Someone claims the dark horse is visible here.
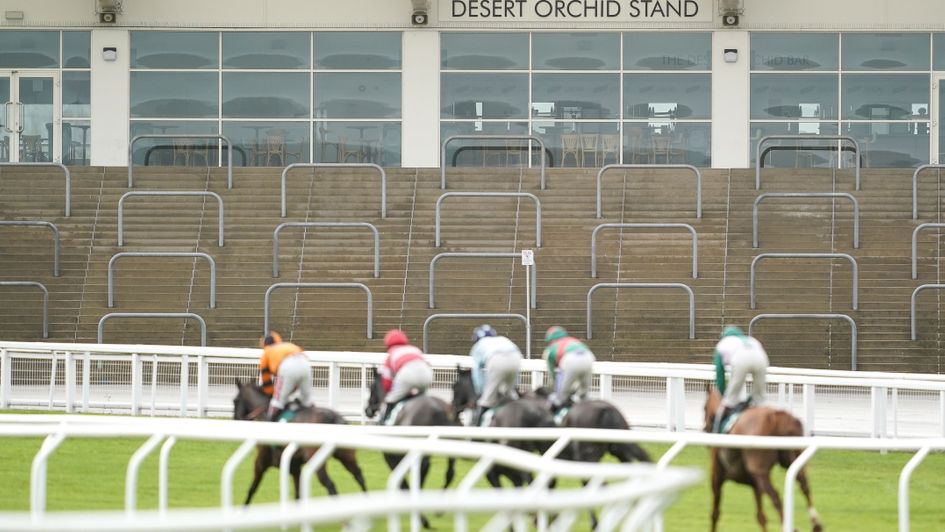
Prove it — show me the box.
[232,379,368,505]
[450,367,557,487]
[365,368,457,529]
[559,399,651,464]
[704,387,823,532]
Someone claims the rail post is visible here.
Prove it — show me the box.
[264,282,373,339]
[753,193,859,249]
[435,192,542,248]
[756,135,860,190]
[587,283,695,340]
[129,134,233,189]
[596,164,701,219]
[441,135,547,189]
[280,163,386,218]
[591,223,697,278]
[750,253,858,310]
[750,314,857,371]
[0,162,71,216]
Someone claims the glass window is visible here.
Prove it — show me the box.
[129,121,220,165]
[441,33,528,70]
[532,33,619,70]
[62,31,90,68]
[624,122,710,166]
[441,73,528,119]
[532,121,619,168]
[63,120,90,166]
[842,33,930,71]
[314,32,401,69]
[131,72,218,118]
[623,33,711,70]
[624,73,711,119]
[131,32,218,69]
[936,33,945,70]
[750,74,838,119]
[223,32,309,69]
[532,74,619,120]
[440,121,530,166]
[751,33,838,71]
[314,73,401,119]
[315,121,400,166]
[223,73,308,119]
[841,74,929,120]
[0,31,59,68]
[62,71,90,118]
[223,121,310,166]
[843,122,929,168]
[748,122,840,166]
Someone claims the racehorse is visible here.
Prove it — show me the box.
[365,367,457,528]
[232,379,368,504]
[451,367,557,487]
[704,387,823,532]
[559,399,651,463]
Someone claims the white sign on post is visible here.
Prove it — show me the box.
[522,249,534,358]
[521,249,534,266]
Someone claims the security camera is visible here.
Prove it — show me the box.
[411,10,428,25]
[99,11,117,23]
[722,13,739,26]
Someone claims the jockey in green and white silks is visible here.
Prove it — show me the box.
[713,325,769,431]
[544,326,595,409]
[469,324,522,425]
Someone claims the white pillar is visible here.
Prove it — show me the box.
[711,31,750,169]
[401,30,440,168]
[90,29,130,166]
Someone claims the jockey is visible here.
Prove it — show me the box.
[543,326,595,409]
[379,329,433,423]
[258,330,315,421]
[713,325,770,432]
[469,324,523,425]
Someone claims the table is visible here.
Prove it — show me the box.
[71,124,90,165]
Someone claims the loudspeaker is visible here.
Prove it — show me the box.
[99,11,117,23]
[722,13,739,26]
[411,10,428,25]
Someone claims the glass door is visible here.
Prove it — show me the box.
[0,70,60,163]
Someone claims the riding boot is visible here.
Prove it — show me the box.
[379,402,393,424]
[473,405,489,427]
[712,405,733,433]
[267,407,283,422]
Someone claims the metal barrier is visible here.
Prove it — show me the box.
[441,135,548,189]
[128,134,233,189]
[912,164,945,219]
[586,282,694,340]
[0,221,60,276]
[755,135,861,190]
[753,192,860,249]
[423,312,529,354]
[435,192,542,248]
[280,163,386,218]
[591,223,697,278]
[451,144,555,169]
[596,164,702,219]
[911,223,945,279]
[429,252,536,309]
[0,162,70,216]
[749,313,857,370]
[264,282,373,338]
[272,222,379,278]
[117,191,225,247]
[107,252,217,308]
[750,253,858,310]
[0,282,48,338]
[910,284,945,340]
[97,312,207,346]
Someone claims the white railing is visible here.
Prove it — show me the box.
[0,415,700,532]
[3,341,945,438]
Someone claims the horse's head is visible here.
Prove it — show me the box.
[364,367,384,418]
[451,366,476,415]
[703,384,722,432]
[233,378,270,421]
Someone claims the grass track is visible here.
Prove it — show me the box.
[2,418,945,530]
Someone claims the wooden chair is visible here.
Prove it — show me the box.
[625,128,648,164]
[338,136,364,163]
[599,134,620,166]
[651,134,673,164]
[560,133,581,167]
[21,135,45,162]
[171,138,193,166]
[580,134,600,167]
[285,139,304,164]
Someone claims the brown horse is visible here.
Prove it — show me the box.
[704,388,823,532]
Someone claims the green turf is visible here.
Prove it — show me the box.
[2,413,944,531]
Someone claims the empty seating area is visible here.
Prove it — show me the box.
[2,160,945,373]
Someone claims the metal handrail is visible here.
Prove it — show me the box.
[586,283,694,340]
[280,163,386,218]
[750,253,859,310]
[911,223,945,279]
[910,284,945,340]
[97,312,207,346]
[441,135,548,190]
[749,313,857,370]
[429,252,536,309]
[423,312,528,354]
[107,252,217,309]
[117,191,225,247]
[435,192,542,248]
[272,222,379,278]
[0,163,70,216]
[0,281,48,338]
[128,135,233,189]
[264,282,373,338]
[596,164,701,219]
[753,193,860,249]
[0,221,60,276]
[755,135,861,190]
[912,165,945,219]
[591,223,697,279]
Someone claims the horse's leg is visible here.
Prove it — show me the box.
[292,461,302,500]
[243,449,269,506]
[749,478,768,532]
[443,457,456,489]
[796,468,823,532]
[334,448,368,492]
[610,442,651,463]
[710,453,724,532]
[753,473,785,531]
[315,463,339,496]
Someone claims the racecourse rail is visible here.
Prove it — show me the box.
[3,341,945,439]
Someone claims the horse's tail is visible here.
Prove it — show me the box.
[598,405,651,463]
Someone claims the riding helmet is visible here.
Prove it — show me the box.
[472,324,497,342]
[260,330,282,347]
[545,326,568,343]
[720,325,744,339]
[384,328,409,348]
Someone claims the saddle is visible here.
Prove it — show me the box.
[382,389,424,425]
[717,401,751,434]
